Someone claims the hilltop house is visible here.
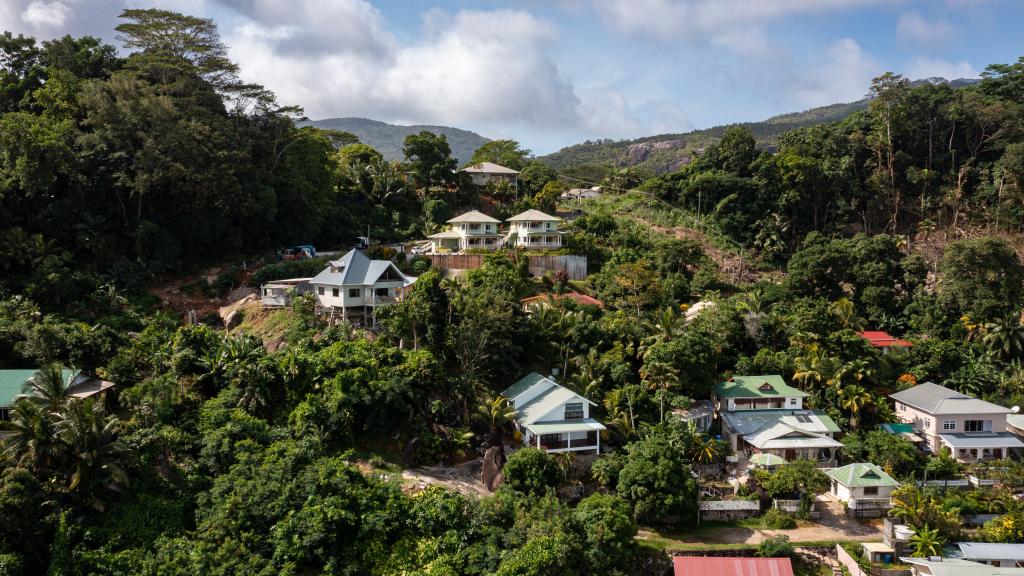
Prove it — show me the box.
[672,400,715,433]
[505,209,562,249]
[427,210,503,253]
[309,249,414,324]
[0,369,115,420]
[461,162,519,188]
[890,382,1023,462]
[503,372,605,453]
[715,375,842,464]
[826,462,900,518]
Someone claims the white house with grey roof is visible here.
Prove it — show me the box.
[309,249,414,324]
[427,210,504,253]
[461,162,519,187]
[890,382,1023,462]
[505,209,562,249]
[502,372,605,454]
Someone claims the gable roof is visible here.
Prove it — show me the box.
[673,556,793,576]
[826,463,900,488]
[506,209,560,222]
[890,382,1010,415]
[461,162,519,175]
[721,409,840,437]
[956,542,1024,561]
[861,331,913,348]
[714,375,808,399]
[502,372,553,400]
[517,385,595,425]
[310,250,409,287]
[447,210,501,224]
[0,368,107,408]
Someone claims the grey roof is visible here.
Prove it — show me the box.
[673,400,715,421]
[940,432,1024,449]
[956,542,1024,561]
[721,409,839,437]
[447,210,501,224]
[745,423,843,450]
[506,209,560,222]
[310,250,408,287]
[1007,414,1024,430]
[902,556,1024,576]
[461,162,519,175]
[890,382,1011,415]
[518,386,591,426]
[502,372,552,400]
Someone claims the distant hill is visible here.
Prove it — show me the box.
[540,77,979,174]
[301,117,490,164]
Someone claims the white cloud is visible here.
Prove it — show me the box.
[21,0,71,29]
[905,56,978,80]
[896,12,955,45]
[789,38,882,108]
[590,0,882,46]
[227,4,582,134]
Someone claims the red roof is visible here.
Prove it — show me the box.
[861,331,913,348]
[521,291,604,308]
[673,557,794,576]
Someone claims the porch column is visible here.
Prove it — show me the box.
[536,434,541,449]
[566,433,572,452]
[596,432,600,454]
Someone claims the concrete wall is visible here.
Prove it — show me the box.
[895,401,1007,452]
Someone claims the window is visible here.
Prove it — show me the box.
[332,288,339,297]
[943,420,956,431]
[564,402,584,420]
[530,222,542,229]
[375,288,389,297]
[923,418,931,429]
[863,486,879,496]
[349,288,361,298]
[469,223,481,230]
[318,287,325,295]
[965,420,988,432]
[898,403,906,411]
[788,398,798,406]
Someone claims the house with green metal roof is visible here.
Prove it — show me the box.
[0,368,116,420]
[714,375,807,412]
[501,372,605,453]
[826,462,900,518]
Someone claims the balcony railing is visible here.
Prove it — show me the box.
[538,431,598,451]
[849,497,893,510]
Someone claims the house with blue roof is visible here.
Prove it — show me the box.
[502,372,605,454]
[309,249,415,324]
[0,368,115,420]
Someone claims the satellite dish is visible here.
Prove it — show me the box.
[1013,406,1020,413]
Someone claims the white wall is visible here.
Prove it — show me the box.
[535,397,590,422]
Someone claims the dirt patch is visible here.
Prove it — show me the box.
[400,459,489,497]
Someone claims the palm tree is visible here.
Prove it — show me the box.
[793,344,827,389]
[475,394,517,445]
[689,431,723,464]
[2,399,60,472]
[19,363,72,411]
[640,357,679,423]
[55,399,134,510]
[839,384,874,429]
[910,524,944,557]
[570,350,604,399]
[830,297,864,330]
[603,386,638,442]
[983,315,1024,364]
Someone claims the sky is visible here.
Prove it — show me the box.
[1,0,1022,154]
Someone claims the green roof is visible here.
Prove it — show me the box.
[0,368,76,408]
[714,375,808,399]
[502,372,552,400]
[826,463,900,488]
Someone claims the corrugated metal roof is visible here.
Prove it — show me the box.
[1,368,81,408]
[891,382,1010,415]
[714,375,808,399]
[956,542,1024,561]
[747,423,843,450]
[507,209,560,222]
[861,331,913,347]
[447,210,501,223]
[722,409,839,437]
[673,556,794,576]
[460,162,519,174]
[502,372,552,401]
[309,250,409,287]
[940,433,1024,449]
[826,463,899,488]
[526,419,605,434]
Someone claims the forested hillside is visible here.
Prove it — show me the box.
[6,5,1024,576]
[303,117,490,164]
[540,78,978,175]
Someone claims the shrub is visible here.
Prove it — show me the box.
[762,508,796,529]
[757,535,793,558]
[503,448,564,495]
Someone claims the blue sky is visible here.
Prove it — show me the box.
[1,0,1022,153]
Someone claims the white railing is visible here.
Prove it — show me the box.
[849,497,892,510]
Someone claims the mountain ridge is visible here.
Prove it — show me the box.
[300,117,490,164]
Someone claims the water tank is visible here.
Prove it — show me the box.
[894,525,915,541]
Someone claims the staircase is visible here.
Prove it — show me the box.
[795,547,842,576]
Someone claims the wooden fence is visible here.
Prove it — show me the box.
[428,254,588,280]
